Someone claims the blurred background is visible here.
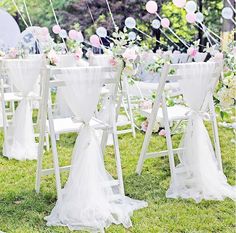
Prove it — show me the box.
[0,0,235,50]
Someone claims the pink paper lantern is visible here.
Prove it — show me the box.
[161,18,170,28]
[186,12,196,23]
[52,25,61,34]
[173,0,186,8]
[69,30,78,40]
[90,35,101,47]
[146,1,158,14]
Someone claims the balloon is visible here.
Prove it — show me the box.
[59,29,67,39]
[90,35,101,47]
[173,0,186,8]
[69,30,77,40]
[186,12,196,23]
[128,31,136,40]
[161,18,170,28]
[52,25,61,34]
[125,17,136,29]
[152,19,161,29]
[146,1,158,14]
[96,27,107,38]
[222,7,233,20]
[76,31,84,43]
[185,1,197,13]
[195,12,204,23]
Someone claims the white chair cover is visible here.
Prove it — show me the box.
[4,58,42,160]
[54,54,77,118]
[45,67,147,232]
[167,62,236,202]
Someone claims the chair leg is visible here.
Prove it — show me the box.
[161,96,176,182]
[111,108,125,195]
[209,97,223,171]
[50,131,63,201]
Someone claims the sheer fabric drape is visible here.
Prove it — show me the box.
[54,54,89,118]
[3,58,42,160]
[167,62,236,202]
[46,67,147,232]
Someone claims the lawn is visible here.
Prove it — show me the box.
[0,123,235,233]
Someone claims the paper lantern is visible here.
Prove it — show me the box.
[96,27,107,38]
[52,25,61,34]
[152,19,161,29]
[173,0,186,8]
[76,31,84,43]
[222,7,233,20]
[186,12,196,23]
[128,31,136,40]
[195,12,204,23]
[125,17,136,29]
[161,18,170,28]
[69,30,78,40]
[146,1,158,14]
[59,29,67,39]
[185,1,197,13]
[90,35,101,47]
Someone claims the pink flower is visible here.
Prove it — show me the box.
[47,49,58,65]
[109,58,117,66]
[159,129,166,137]
[122,48,137,61]
[214,52,223,60]
[187,47,198,57]
[141,120,149,132]
[75,48,83,60]
[8,48,18,59]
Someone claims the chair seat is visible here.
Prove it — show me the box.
[140,105,191,126]
[47,117,111,134]
[4,92,23,102]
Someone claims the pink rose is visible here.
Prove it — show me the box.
[47,49,58,65]
[214,52,223,60]
[122,48,137,61]
[159,129,166,137]
[8,48,18,59]
[187,47,198,57]
[109,58,117,66]
[75,48,83,60]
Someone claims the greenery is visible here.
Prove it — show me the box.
[0,0,228,49]
[0,122,235,232]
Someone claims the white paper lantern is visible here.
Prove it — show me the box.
[125,17,136,29]
[195,12,204,23]
[185,1,197,13]
[222,7,233,20]
[96,27,107,38]
[59,29,67,39]
[128,31,136,40]
[152,19,161,29]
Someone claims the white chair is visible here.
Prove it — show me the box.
[35,63,125,200]
[0,58,43,160]
[136,62,223,183]
[44,65,147,232]
[89,54,136,138]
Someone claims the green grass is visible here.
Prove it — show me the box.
[0,124,235,233]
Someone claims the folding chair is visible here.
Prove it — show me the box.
[35,63,125,200]
[136,62,223,178]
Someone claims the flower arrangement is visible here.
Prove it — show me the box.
[105,28,141,79]
[214,41,235,118]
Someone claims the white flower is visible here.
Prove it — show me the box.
[218,87,235,110]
